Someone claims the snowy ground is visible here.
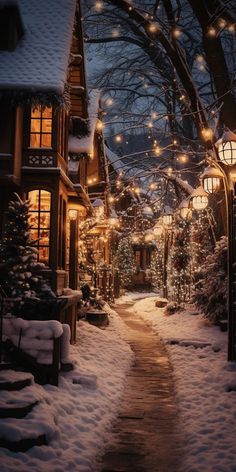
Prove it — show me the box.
[130,295,236,472]
[1,303,134,472]
[1,293,236,472]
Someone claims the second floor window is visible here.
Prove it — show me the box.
[30,106,52,148]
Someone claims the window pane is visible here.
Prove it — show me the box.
[31,107,41,118]
[30,229,39,240]
[30,133,40,148]
[38,246,49,263]
[28,213,38,227]
[42,119,52,133]
[40,190,51,210]
[39,213,50,228]
[39,230,50,245]
[41,133,52,148]
[30,119,41,133]
[28,190,39,209]
[42,107,52,119]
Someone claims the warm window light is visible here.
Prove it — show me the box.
[201,166,223,193]
[191,186,208,211]
[215,130,236,166]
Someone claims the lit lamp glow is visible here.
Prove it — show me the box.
[215,130,236,166]
[163,206,173,225]
[69,209,77,220]
[201,166,223,193]
[179,199,192,219]
[191,186,208,211]
[92,198,105,219]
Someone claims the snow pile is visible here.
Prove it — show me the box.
[131,295,236,472]
[68,89,100,156]
[2,317,71,365]
[0,307,133,472]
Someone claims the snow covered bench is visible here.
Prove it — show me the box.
[2,317,73,386]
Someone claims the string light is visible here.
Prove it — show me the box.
[201,127,213,142]
[154,146,162,156]
[94,1,103,11]
[148,22,159,34]
[115,135,122,143]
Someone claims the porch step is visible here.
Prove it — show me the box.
[0,370,59,452]
[0,370,33,391]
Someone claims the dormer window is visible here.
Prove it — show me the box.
[30,106,52,148]
[0,4,24,51]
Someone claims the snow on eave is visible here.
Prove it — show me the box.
[68,89,101,156]
[0,0,76,95]
[105,145,124,172]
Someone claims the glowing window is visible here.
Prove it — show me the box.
[28,189,51,264]
[30,106,52,148]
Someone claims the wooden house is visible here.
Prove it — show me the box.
[0,0,110,336]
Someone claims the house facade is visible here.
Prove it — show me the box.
[0,0,111,334]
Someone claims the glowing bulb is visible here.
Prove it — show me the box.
[115,135,122,143]
[148,22,159,33]
[172,27,182,38]
[106,98,113,106]
[94,0,103,11]
[96,120,103,131]
[112,29,120,37]
[147,122,153,128]
[201,128,213,142]
[154,146,162,156]
[178,153,188,163]
[207,26,216,37]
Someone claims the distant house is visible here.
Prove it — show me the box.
[0,0,110,336]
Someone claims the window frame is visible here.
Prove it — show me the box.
[29,106,53,149]
[28,189,51,265]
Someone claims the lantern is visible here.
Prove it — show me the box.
[92,198,105,219]
[201,166,223,194]
[191,186,208,211]
[216,130,236,166]
[162,206,173,225]
[179,199,192,219]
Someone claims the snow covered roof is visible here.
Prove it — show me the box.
[0,0,76,95]
[105,145,124,172]
[68,89,100,156]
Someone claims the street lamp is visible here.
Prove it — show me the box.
[214,130,236,361]
[191,186,209,211]
[162,207,173,298]
[179,198,192,220]
[201,166,224,194]
[92,198,105,219]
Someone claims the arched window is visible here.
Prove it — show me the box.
[28,190,51,264]
[30,106,52,148]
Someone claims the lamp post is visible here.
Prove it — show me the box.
[109,210,119,301]
[201,130,236,361]
[162,207,173,299]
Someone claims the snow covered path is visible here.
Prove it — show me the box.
[98,302,183,472]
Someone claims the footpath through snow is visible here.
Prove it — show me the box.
[1,293,236,472]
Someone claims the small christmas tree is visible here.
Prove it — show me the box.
[168,219,191,303]
[0,193,55,308]
[191,236,227,323]
[151,241,163,291]
[115,235,135,288]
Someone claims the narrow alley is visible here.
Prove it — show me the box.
[99,303,184,472]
